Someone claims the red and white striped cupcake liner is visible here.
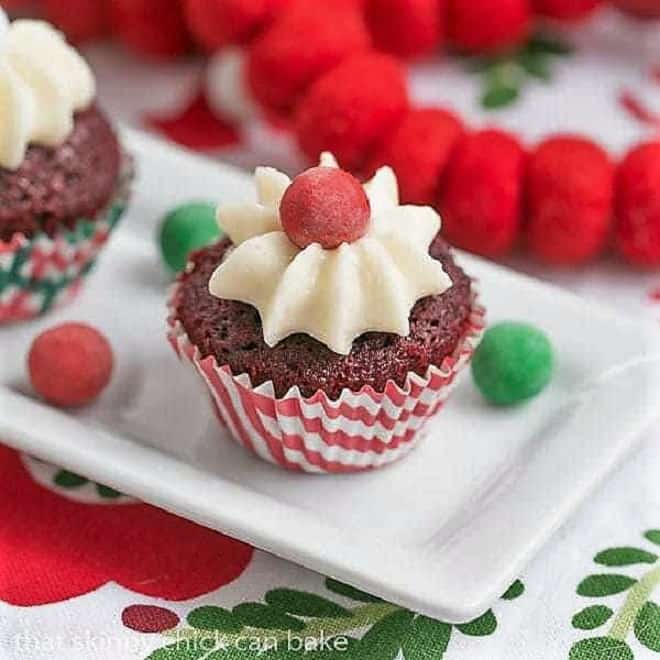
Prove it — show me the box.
[167,286,485,474]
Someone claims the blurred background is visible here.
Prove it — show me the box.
[3,0,657,165]
[4,0,660,306]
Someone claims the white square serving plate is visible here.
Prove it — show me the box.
[1,129,660,623]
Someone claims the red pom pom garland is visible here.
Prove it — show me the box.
[295,53,409,171]
[367,108,464,205]
[447,0,532,54]
[532,0,603,21]
[609,0,660,19]
[527,136,614,265]
[615,141,660,267]
[208,0,660,269]
[42,0,110,43]
[110,0,191,59]
[35,0,653,269]
[184,0,291,51]
[247,0,371,115]
[365,0,445,58]
[440,129,526,257]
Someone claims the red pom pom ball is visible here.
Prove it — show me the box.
[440,129,526,257]
[111,0,191,59]
[448,0,532,53]
[367,107,464,205]
[615,141,660,267]
[248,0,371,115]
[532,0,603,21]
[527,136,614,265]
[295,53,409,171]
[281,166,370,249]
[42,0,110,43]
[610,0,660,19]
[365,0,445,58]
[184,0,290,51]
[28,323,114,408]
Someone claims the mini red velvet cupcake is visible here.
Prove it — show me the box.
[0,14,131,323]
[168,154,483,473]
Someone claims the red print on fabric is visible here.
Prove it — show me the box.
[145,90,241,151]
[0,445,253,606]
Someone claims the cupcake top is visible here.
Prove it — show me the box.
[0,9,95,170]
[209,154,452,355]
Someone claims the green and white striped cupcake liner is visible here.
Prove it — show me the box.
[0,156,133,323]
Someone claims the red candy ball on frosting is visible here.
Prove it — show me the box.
[28,323,114,408]
[280,167,370,249]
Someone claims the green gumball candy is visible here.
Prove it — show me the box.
[471,321,554,406]
[159,202,222,273]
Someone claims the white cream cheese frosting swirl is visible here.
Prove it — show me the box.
[0,11,95,170]
[209,154,452,355]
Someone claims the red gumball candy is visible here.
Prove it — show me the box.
[28,323,114,408]
[532,0,603,20]
[610,0,660,18]
[248,0,370,115]
[42,0,110,43]
[184,0,290,51]
[110,0,191,59]
[280,167,371,249]
[367,107,464,205]
[447,0,531,53]
[615,141,660,267]
[527,136,614,265]
[365,0,445,58]
[440,129,526,257]
[295,53,409,171]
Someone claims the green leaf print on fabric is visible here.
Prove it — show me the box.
[356,609,415,660]
[502,580,525,601]
[53,469,124,500]
[232,603,305,632]
[147,643,210,660]
[456,610,498,637]
[401,616,452,660]
[324,578,383,603]
[570,530,660,658]
[187,606,243,633]
[635,601,660,652]
[646,531,660,546]
[141,578,525,660]
[595,548,658,567]
[96,484,122,499]
[572,606,614,631]
[577,575,637,597]
[570,637,634,660]
[54,470,88,488]
[264,589,351,618]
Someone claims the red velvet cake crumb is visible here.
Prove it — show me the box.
[0,106,121,243]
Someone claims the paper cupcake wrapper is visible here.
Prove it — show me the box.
[0,154,134,323]
[167,284,485,474]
